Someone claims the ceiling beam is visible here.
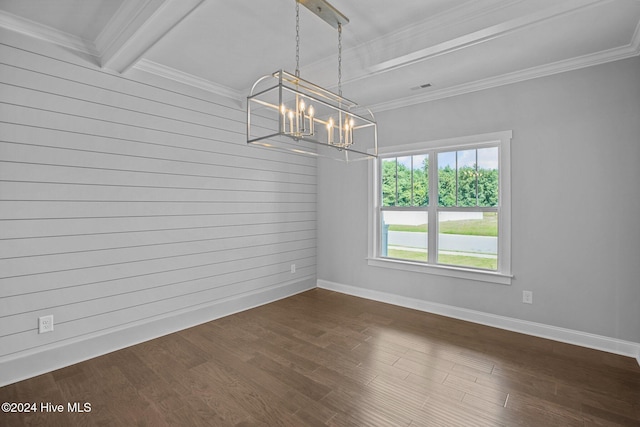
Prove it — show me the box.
[99,0,204,74]
[367,0,607,76]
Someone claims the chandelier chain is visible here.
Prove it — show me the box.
[338,23,342,96]
[295,1,300,77]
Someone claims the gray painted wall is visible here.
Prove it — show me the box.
[0,28,316,383]
[318,56,640,344]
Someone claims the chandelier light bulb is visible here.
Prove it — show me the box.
[288,110,294,133]
[327,117,334,144]
[280,104,286,132]
[308,105,315,134]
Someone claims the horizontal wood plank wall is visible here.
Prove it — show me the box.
[0,31,316,372]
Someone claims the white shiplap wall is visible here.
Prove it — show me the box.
[0,30,316,385]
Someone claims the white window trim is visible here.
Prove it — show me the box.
[367,130,512,285]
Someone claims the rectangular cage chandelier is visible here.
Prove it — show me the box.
[246,0,378,162]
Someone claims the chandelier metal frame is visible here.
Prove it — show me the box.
[246,0,378,162]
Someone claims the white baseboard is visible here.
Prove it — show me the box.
[317,279,640,364]
[0,276,316,387]
[4,276,636,387]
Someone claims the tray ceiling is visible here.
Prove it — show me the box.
[1,0,638,111]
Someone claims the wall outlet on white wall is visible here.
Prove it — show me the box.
[522,291,533,304]
[290,264,296,274]
[38,315,54,333]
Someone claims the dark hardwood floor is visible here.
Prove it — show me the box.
[1,289,639,426]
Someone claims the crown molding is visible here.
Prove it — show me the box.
[369,42,640,113]
[134,59,244,104]
[632,18,640,54]
[0,10,98,56]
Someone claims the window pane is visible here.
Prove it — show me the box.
[412,154,428,206]
[437,211,498,270]
[381,158,396,206]
[381,211,428,262]
[397,156,412,207]
[477,147,499,207]
[457,149,476,207]
[438,151,456,207]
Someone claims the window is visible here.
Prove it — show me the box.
[369,131,512,284]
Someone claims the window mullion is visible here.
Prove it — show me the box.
[395,158,398,206]
[455,151,459,207]
[410,156,414,206]
[428,150,437,264]
[475,149,479,207]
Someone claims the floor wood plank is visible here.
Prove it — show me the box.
[1,289,639,426]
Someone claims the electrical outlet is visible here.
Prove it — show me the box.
[522,291,533,304]
[290,264,296,274]
[38,315,54,333]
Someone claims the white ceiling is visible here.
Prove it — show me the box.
[1,0,639,111]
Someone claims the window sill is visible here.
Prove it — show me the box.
[367,257,512,285]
